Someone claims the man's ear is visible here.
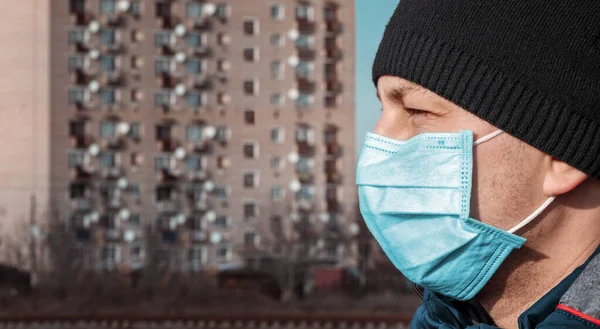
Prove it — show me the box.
[543,158,588,196]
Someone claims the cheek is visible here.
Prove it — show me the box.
[470,142,545,230]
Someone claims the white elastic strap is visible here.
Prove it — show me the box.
[507,196,556,234]
[474,130,504,145]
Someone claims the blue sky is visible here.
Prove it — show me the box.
[355,0,398,155]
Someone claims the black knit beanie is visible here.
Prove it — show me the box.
[373,1,600,179]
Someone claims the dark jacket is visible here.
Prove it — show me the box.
[410,246,600,329]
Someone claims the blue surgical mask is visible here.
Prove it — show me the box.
[356,130,555,301]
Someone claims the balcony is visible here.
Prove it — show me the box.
[325,143,343,157]
[71,70,94,86]
[326,20,343,34]
[297,143,315,157]
[326,47,343,61]
[326,80,343,94]
[71,11,94,26]
[297,78,316,93]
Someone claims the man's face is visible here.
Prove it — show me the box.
[375,76,549,232]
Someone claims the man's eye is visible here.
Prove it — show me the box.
[406,108,431,116]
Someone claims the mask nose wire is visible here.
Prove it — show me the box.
[474,130,504,145]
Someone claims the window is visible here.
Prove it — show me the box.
[100,120,116,137]
[325,62,337,80]
[325,95,339,108]
[296,3,314,21]
[271,216,283,234]
[68,27,87,45]
[187,124,203,141]
[69,182,87,199]
[271,128,284,144]
[68,150,86,168]
[297,185,315,202]
[154,31,173,47]
[189,246,207,269]
[186,2,203,18]
[244,232,259,248]
[243,141,258,159]
[129,214,141,226]
[100,29,116,46]
[131,245,143,259]
[100,88,116,105]
[271,156,283,171]
[324,128,338,144]
[243,18,259,36]
[271,60,283,80]
[154,90,173,107]
[100,0,116,14]
[155,184,175,201]
[214,186,230,201]
[216,243,231,261]
[154,56,173,74]
[155,124,171,140]
[187,92,206,109]
[296,34,313,49]
[131,56,144,69]
[271,4,284,21]
[69,120,85,137]
[100,55,116,72]
[243,78,259,95]
[100,152,116,168]
[296,93,314,108]
[156,1,171,17]
[271,186,283,201]
[326,185,340,201]
[244,110,255,125]
[128,183,141,199]
[296,125,313,143]
[243,171,258,188]
[130,152,143,166]
[296,61,314,79]
[186,155,205,171]
[215,216,229,229]
[243,47,259,62]
[271,93,283,106]
[243,201,258,220]
[129,122,141,139]
[216,3,230,20]
[186,59,204,74]
[68,87,86,104]
[270,33,283,47]
[215,126,231,143]
[154,153,172,171]
[104,244,121,265]
[70,0,85,14]
[324,5,338,21]
[187,32,205,48]
[130,0,141,15]
[68,55,86,72]
[296,156,313,173]
[217,156,229,169]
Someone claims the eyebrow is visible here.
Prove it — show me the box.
[376,83,428,102]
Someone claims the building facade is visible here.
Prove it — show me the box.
[1,0,356,273]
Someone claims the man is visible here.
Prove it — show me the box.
[356,1,600,328]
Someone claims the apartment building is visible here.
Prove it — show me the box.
[0,0,356,273]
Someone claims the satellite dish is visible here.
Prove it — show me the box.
[287,152,299,164]
[287,88,299,100]
[349,223,360,236]
[210,231,222,244]
[30,225,41,238]
[88,143,100,156]
[316,239,325,249]
[88,49,100,60]
[117,122,130,135]
[88,80,100,93]
[116,0,130,12]
[89,211,100,222]
[203,180,215,192]
[176,213,186,224]
[319,213,330,223]
[175,83,187,96]
[203,126,217,139]
[119,208,131,220]
[290,212,299,222]
[117,177,129,189]
[174,24,187,37]
[172,147,185,160]
[205,211,217,223]
[168,218,177,230]
[287,55,299,67]
[289,180,301,192]
[88,20,100,33]
[175,52,186,63]
[123,230,136,242]
[287,29,299,41]
[83,217,91,228]
[204,3,217,15]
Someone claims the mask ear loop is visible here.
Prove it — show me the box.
[508,196,556,234]
[474,130,504,145]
